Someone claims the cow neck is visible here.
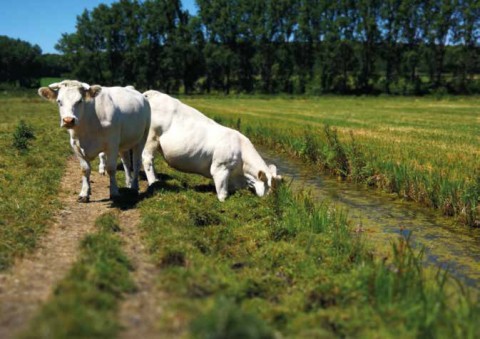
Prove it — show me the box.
[69,100,103,141]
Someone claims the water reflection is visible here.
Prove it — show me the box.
[260,147,480,287]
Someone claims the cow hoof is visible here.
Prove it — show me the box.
[78,196,90,203]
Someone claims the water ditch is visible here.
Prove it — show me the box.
[259,147,480,287]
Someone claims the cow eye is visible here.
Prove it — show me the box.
[57,100,62,107]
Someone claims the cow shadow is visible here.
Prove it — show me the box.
[107,171,222,211]
[192,183,216,193]
[110,173,182,211]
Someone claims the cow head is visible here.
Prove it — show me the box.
[256,164,283,197]
[38,80,102,129]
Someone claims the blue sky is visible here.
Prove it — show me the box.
[0,0,198,54]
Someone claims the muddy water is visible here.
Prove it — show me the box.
[260,147,480,287]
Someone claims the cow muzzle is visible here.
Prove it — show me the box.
[62,117,76,128]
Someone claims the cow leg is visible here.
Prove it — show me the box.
[120,150,134,189]
[105,149,120,199]
[211,165,230,202]
[98,152,106,175]
[142,136,158,185]
[78,157,91,203]
[130,143,144,192]
[70,141,91,202]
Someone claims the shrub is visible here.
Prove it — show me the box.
[12,120,35,151]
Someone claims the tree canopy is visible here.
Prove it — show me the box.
[5,0,480,94]
[0,36,42,87]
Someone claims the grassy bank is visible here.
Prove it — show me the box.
[0,93,69,270]
[183,96,480,226]
[138,160,479,338]
[22,213,135,338]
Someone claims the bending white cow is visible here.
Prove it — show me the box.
[38,80,151,202]
[141,90,281,201]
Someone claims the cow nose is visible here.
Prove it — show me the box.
[63,117,75,125]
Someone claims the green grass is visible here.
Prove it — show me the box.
[183,96,480,226]
[2,93,479,337]
[138,159,480,338]
[21,212,135,338]
[0,92,70,270]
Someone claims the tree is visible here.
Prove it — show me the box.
[423,0,459,88]
[379,0,403,93]
[355,0,381,93]
[0,36,42,87]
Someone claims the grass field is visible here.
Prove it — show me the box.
[183,96,480,226]
[1,93,479,337]
[0,92,70,270]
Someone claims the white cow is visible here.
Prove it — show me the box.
[38,80,151,202]
[141,90,281,201]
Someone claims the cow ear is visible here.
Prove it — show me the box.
[258,170,267,182]
[85,85,102,100]
[38,87,58,101]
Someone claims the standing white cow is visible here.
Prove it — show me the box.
[38,80,151,202]
[141,90,281,201]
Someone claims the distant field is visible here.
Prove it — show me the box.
[39,78,63,87]
[183,96,480,224]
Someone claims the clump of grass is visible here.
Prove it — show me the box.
[12,119,35,151]
[95,212,122,232]
[323,124,349,178]
[21,213,135,339]
[302,128,322,163]
[189,206,222,227]
[191,297,274,339]
[359,236,480,338]
[161,249,187,268]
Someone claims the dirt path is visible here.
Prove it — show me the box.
[116,207,165,339]
[0,157,163,338]
[0,157,111,338]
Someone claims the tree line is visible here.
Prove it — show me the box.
[2,0,480,94]
[0,36,70,88]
